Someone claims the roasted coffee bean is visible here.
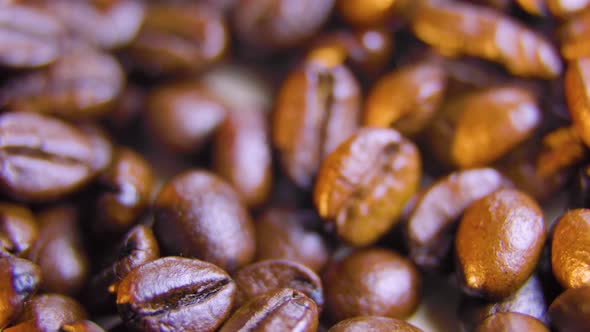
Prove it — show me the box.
[273,55,361,189]
[0,256,41,329]
[406,168,508,270]
[474,312,549,332]
[0,47,124,119]
[27,205,88,295]
[455,189,546,300]
[233,0,335,51]
[234,259,323,309]
[78,122,114,176]
[0,4,64,68]
[314,128,421,246]
[116,257,236,332]
[95,147,154,234]
[560,9,590,60]
[0,112,102,201]
[146,82,227,154]
[566,58,590,149]
[324,248,421,321]
[60,320,105,332]
[551,209,590,289]
[5,294,87,332]
[427,87,541,168]
[536,126,586,179]
[412,1,562,78]
[214,108,272,208]
[153,170,255,272]
[364,60,447,137]
[255,208,329,272]
[126,2,227,74]
[328,316,424,332]
[0,203,37,257]
[219,288,319,332]
[549,286,590,332]
[459,275,548,332]
[335,0,400,28]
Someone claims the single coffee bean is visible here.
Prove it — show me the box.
[153,170,255,272]
[146,82,227,154]
[273,54,361,189]
[406,168,508,270]
[328,316,424,332]
[551,209,590,289]
[0,203,37,257]
[219,288,319,332]
[5,294,87,332]
[549,286,590,332]
[255,208,329,272]
[474,312,549,332]
[565,58,590,149]
[324,248,421,321]
[116,257,236,332]
[314,128,421,246]
[234,259,323,309]
[455,189,546,300]
[214,108,272,208]
[364,60,446,137]
[60,320,105,332]
[0,4,64,68]
[335,0,400,28]
[27,205,89,296]
[0,256,41,329]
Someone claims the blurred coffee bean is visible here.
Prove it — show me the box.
[219,288,319,332]
[560,9,590,60]
[60,320,105,332]
[328,316,424,332]
[536,126,586,179]
[551,209,590,289]
[153,170,255,272]
[0,203,37,257]
[549,286,590,332]
[566,58,590,149]
[336,0,402,28]
[314,128,421,246]
[117,257,236,332]
[5,294,87,332]
[0,256,41,329]
[474,312,549,332]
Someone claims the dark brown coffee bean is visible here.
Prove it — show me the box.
[273,55,361,189]
[0,256,41,329]
[116,257,236,332]
[214,108,272,207]
[78,122,114,176]
[153,170,255,272]
[474,312,549,332]
[126,2,227,74]
[5,294,87,332]
[0,4,64,68]
[406,168,507,270]
[95,147,154,234]
[255,208,329,272]
[219,288,319,332]
[0,112,102,201]
[146,82,227,154]
[455,189,546,300]
[27,205,88,296]
[60,320,105,332]
[551,209,590,289]
[234,259,323,309]
[314,128,421,246]
[233,0,335,51]
[549,286,590,332]
[0,203,37,257]
[324,248,421,321]
[328,316,424,332]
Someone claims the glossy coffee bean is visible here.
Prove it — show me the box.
[219,288,319,332]
[0,256,41,329]
[255,208,329,272]
[116,257,236,332]
[328,316,424,332]
[147,82,227,154]
[551,209,590,289]
[0,4,64,68]
[154,170,255,272]
[214,108,272,208]
[407,168,507,270]
[5,294,87,332]
[273,55,361,189]
[60,320,105,332]
[566,58,590,149]
[324,248,421,321]
[474,312,549,332]
[27,205,88,296]
[234,259,323,309]
[455,189,546,300]
[0,203,37,257]
[549,286,590,332]
[314,128,421,246]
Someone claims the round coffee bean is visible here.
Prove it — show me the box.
[549,286,590,332]
[328,316,424,332]
[551,209,590,289]
[0,256,41,329]
[0,203,37,257]
[5,294,87,332]
[474,312,549,332]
